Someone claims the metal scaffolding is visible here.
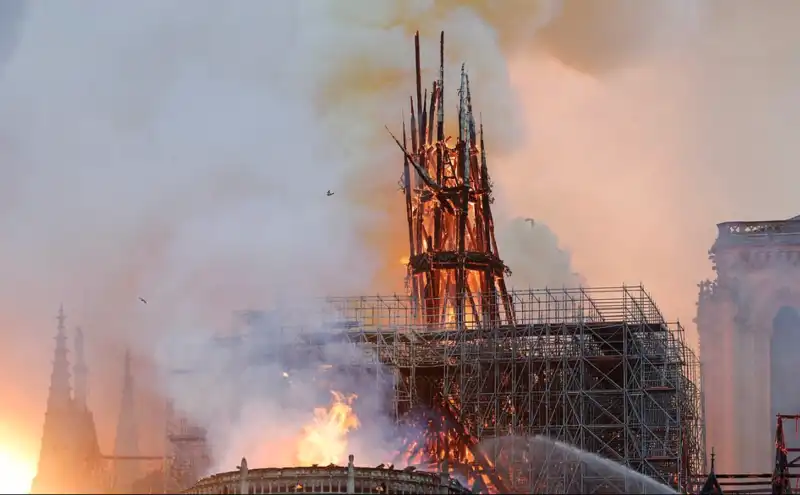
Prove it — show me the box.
[164,397,211,491]
[315,285,703,492]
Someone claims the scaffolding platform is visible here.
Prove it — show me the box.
[239,285,703,493]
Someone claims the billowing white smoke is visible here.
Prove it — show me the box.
[498,218,584,289]
[0,0,740,471]
[0,0,385,458]
[159,309,402,472]
[0,0,579,460]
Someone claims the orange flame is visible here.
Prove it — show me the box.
[296,391,360,466]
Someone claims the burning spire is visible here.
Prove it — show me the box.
[389,31,513,328]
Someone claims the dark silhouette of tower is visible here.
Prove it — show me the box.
[31,306,73,493]
[391,31,513,328]
[31,307,103,494]
[112,349,141,493]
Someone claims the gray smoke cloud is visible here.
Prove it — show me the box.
[536,0,700,74]
[498,218,584,289]
[0,0,386,462]
[0,1,25,74]
[159,309,402,473]
[0,0,564,464]
[499,0,800,353]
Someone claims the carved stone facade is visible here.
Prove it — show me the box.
[697,218,800,474]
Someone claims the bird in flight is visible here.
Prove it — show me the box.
[326,190,334,196]
[138,297,147,304]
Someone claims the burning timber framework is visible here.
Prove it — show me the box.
[264,285,703,493]
[388,31,513,330]
[166,31,703,494]
[369,31,700,492]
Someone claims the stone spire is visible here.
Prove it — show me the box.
[73,327,88,410]
[46,305,72,411]
[112,349,141,493]
[699,447,723,494]
[31,305,76,494]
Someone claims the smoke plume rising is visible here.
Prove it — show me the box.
[0,0,798,482]
[499,218,584,289]
[159,309,401,472]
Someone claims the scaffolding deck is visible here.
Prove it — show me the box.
[234,285,703,493]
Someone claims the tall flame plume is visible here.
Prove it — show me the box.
[296,391,360,466]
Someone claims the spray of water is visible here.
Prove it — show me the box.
[478,435,677,494]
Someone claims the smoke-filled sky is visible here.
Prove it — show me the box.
[1,0,799,476]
